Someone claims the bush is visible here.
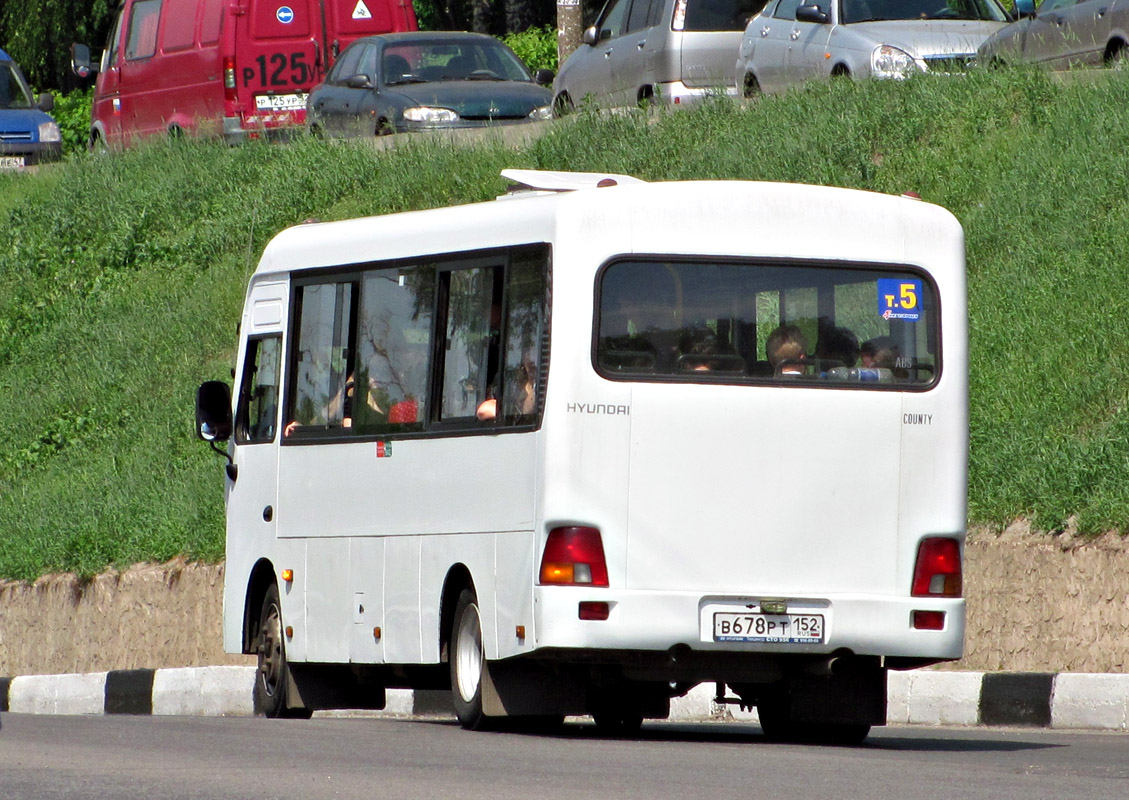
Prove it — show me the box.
[49,87,93,154]
[502,25,558,74]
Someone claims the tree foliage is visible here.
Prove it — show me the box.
[0,0,115,91]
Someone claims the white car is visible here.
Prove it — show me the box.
[735,0,1010,95]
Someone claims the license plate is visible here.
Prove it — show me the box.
[713,612,824,644]
[0,155,27,170]
[255,93,306,111]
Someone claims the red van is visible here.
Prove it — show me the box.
[72,0,417,149]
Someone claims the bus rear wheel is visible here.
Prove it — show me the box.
[450,588,489,730]
[253,583,311,719]
[757,692,870,745]
[589,690,645,736]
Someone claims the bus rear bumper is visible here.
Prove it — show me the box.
[532,588,965,669]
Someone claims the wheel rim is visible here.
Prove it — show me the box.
[454,602,483,703]
[258,601,283,699]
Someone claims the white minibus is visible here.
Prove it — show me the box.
[196,169,968,743]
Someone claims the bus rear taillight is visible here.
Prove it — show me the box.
[539,527,609,586]
[911,537,962,597]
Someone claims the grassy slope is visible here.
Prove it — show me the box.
[0,67,1126,581]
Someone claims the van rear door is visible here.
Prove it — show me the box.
[320,0,418,60]
[235,0,416,129]
[235,1,324,126]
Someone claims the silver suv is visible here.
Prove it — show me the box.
[554,0,766,112]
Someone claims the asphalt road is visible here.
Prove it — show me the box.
[2,713,1127,800]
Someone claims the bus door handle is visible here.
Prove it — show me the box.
[263,505,274,522]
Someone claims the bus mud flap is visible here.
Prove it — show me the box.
[482,660,587,718]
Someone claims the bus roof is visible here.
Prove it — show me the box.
[253,171,963,281]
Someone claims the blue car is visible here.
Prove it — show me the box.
[1,48,62,169]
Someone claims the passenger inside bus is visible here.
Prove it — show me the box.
[766,324,808,376]
[476,358,536,420]
[860,336,898,369]
[677,328,745,373]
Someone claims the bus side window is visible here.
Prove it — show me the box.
[286,281,357,436]
[353,265,433,434]
[438,265,503,422]
[500,251,546,424]
[235,335,282,444]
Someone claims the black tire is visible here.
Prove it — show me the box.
[253,583,311,719]
[758,691,869,745]
[552,93,574,117]
[742,72,761,99]
[590,695,644,736]
[450,588,489,730]
[1106,42,1126,69]
[88,130,108,154]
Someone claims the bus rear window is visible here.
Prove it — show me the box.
[595,259,938,387]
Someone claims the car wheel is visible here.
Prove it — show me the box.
[742,72,762,99]
[1105,40,1127,69]
[450,588,489,730]
[253,583,312,719]
[88,130,108,154]
[552,93,574,117]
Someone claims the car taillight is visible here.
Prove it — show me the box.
[223,56,237,102]
[672,0,688,30]
[539,526,608,586]
[911,537,962,597]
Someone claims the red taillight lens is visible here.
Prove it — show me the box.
[912,537,962,597]
[539,526,609,586]
[578,601,610,620]
[223,56,237,102]
[913,610,946,630]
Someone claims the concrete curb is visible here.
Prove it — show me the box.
[2,669,1127,730]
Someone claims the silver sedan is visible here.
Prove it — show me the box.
[735,0,1010,95]
[977,0,1129,68]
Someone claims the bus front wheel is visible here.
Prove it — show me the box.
[450,588,488,730]
[253,583,311,718]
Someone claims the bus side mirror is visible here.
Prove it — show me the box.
[196,381,233,441]
[71,43,98,78]
[534,68,555,86]
[1013,0,1036,17]
[582,27,599,47]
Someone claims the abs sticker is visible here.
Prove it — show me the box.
[352,0,373,19]
[877,278,922,322]
[276,6,295,23]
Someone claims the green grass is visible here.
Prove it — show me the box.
[1,66,1127,580]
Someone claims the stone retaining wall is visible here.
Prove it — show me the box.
[1,527,1126,677]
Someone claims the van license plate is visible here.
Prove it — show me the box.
[256,93,306,111]
[713,612,824,644]
[0,155,26,170]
